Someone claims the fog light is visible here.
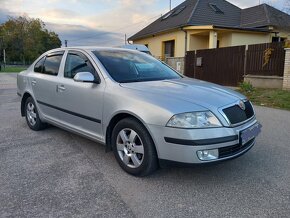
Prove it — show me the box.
[197,149,219,161]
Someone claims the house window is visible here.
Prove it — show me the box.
[172,6,186,16]
[272,37,279,42]
[164,40,175,58]
[162,11,174,20]
[272,37,286,42]
[209,3,224,14]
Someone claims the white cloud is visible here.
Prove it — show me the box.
[45,22,124,46]
[0,0,285,46]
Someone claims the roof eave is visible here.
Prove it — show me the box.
[183,25,214,30]
[128,25,188,41]
[213,25,271,33]
[128,24,271,41]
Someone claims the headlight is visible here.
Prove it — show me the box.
[166,111,222,129]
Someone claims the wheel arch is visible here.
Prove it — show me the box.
[105,112,159,157]
[21,92,33,117]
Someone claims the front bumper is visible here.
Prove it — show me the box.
[148,118,261,164]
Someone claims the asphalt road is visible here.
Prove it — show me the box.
[1,73,290,217]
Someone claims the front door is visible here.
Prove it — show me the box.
[55,50,104,140]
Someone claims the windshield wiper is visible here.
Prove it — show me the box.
[119,76,183,83]
[119,78,144,83]
[119,78,166,83]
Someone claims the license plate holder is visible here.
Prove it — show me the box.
[240,123,262,145]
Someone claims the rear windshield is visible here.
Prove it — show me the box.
[93,50,181,83]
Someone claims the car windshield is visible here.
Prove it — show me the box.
[93,50,182,83]
[142,51,152,55]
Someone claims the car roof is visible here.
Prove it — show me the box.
[119,44,150,51]
[47,46,140,53]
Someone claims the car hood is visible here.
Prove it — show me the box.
[120,78,245,109]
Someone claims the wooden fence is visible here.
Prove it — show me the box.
[184,42,286,86]
[246,42,285,77]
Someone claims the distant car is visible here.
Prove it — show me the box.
[119,44,152,55]
[17,47,261,176]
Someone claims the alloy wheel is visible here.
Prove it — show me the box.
[26,102,37,126]
[116,128,144,168]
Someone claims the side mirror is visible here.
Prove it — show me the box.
[73,72,100,83]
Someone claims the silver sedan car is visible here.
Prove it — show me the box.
[17,47,262,176]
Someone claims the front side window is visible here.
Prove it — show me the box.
[93,50,181,83]
[64,51,95,79]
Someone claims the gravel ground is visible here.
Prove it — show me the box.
[0,73,290,217]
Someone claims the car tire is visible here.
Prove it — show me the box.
[112,117,158,176]
[25,97,47,131]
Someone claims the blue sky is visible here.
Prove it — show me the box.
[0,0,287,46]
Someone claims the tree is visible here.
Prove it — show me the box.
[0,16,61,64]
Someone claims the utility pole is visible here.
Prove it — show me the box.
[0,37,2,71]
[3,48,5,68]
[0,36,5,70]
[170,0,172,10]
[0,32,9,69]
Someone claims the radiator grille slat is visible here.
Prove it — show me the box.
[218,139,255,158]
[223,101,254,125]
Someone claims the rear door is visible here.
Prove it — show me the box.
[54,50,105,140]
[30,51,64,120]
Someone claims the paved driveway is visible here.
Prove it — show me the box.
[1,73,290,217]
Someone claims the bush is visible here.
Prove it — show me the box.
[239,81,254,92]
[285,40,290,48]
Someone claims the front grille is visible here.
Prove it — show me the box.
[222,101,254,125]
[218,138,255,158]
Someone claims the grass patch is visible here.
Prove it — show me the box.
[238,87,290,111]
[0,66,27,73]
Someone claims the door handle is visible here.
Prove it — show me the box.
[31,80,36,86]
[57,85,66,92]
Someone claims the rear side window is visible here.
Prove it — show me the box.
[64,51,95,78]
[34,56,45,73]
[43,52,64,76]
